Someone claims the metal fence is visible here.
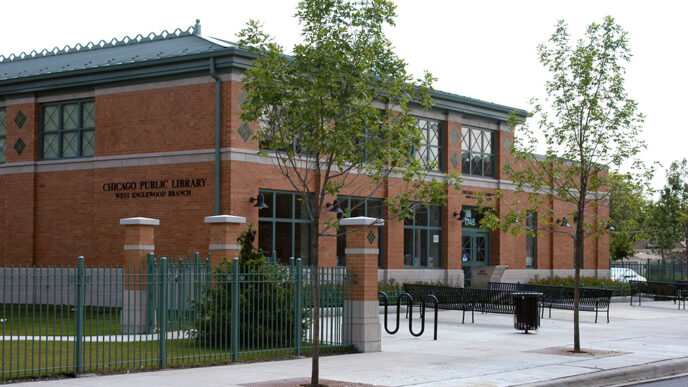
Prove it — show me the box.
[0,254,353,380]
[611,260,687,282]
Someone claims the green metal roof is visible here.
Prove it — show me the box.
[0,21,527,120]
[0,22,235,82]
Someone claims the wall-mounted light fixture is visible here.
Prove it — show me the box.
[557,217,571,227]
[249,192,269,209]
[326,199,343,214]
[453,210,466,222]
[606,222,614,231]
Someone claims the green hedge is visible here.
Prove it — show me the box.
[528,276,631,296]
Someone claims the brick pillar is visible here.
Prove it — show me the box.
[341,216,384,352]
[204,215,246,266]
[120,217,159,334]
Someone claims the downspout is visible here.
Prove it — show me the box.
[209,57,221,215]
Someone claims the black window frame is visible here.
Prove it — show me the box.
[403,203,443,269]
[40,99,95,160]
[461,125,496,178]
[258,189,313,265]
[526,211,537,269]
[0,108,6,164]
[335,196,384,268]
[413,117,443,172]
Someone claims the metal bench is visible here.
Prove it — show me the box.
[630,280,687,310]
[488,282,611,323]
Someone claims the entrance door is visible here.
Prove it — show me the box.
[462,229,490,287]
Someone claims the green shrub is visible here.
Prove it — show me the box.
[191,225,303,349]
[528,276,630,296]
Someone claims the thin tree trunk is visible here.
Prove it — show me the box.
[573,200,586,353]
[310,213,320,387]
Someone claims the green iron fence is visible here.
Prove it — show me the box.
[611,260,687,282]
[0,254,353,380]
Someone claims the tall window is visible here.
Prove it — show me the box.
[414,117,442,171]
[0,108,5,163]
[404,204,442,268]
[526,211,537,269]
[41,99,95,159]
[336,197,384,267]
[461,126,495,177]
[258,190,312,265]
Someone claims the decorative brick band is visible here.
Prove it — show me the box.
[345,248,379,255]
[209,244,241,250]
[124,245,155,251]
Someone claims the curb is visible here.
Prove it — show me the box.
[516,356,688,387]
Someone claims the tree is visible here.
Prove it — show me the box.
[649,159,688,266]
[237,1,458,384]
[608,171,650,261]
[480,17,645,353]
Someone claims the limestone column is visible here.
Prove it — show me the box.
[120,217,159,333]
[204,215,246,266]
[341,216,384,352]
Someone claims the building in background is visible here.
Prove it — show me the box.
[0,22,610,285]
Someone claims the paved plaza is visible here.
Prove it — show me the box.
[15,299,688,386]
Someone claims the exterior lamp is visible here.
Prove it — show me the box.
[326,200,344,214]
[557,217,571,227]
[606,223,615,231]
[249,192,269,209]
[453,210,466,222]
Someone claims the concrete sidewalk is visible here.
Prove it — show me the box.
[16,300,688,386]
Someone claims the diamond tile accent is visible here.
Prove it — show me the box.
[366,230,376,244]
[238,122,252,143]
[504,137,511,151]
[450,152,460,169]
[450,127,460,144]
[238,91,248,105]
[14,110,26,129]
[14,137,26,156]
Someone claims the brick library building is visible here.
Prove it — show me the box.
[0,22,610,286]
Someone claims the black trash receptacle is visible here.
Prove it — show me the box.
[513,291,541,333]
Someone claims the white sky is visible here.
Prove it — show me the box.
[2,0,686,190]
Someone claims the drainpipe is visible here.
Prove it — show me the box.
[209,57,221,215]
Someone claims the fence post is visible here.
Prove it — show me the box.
[230,258,239,361]
[205,215,246,267]
[74,256,85,374]
[146,253,156,333]
[340,217,384,352]
[295,258,303,356]
[158,257,168,368]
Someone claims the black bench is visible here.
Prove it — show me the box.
[488,282,611,323]
[630,280,687,310]
[403,284,518,324]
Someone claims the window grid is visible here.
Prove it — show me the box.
[415,117,442,172]
[404,204,443,268]
[0,109,6,163]
[461,126,496,177]
[40,99,95,160]
[258,190,312,265]
[526,211,537,269]
[336,196,384,267]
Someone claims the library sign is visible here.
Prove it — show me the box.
[102,178,207,199]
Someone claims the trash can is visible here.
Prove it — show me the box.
[513,291,541,333]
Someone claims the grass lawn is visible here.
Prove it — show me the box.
[1,339,354,380]
[0,304,121,336]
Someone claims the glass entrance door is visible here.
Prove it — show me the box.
[461,229,490,287]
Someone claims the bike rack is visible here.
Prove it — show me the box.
[379,291,438,340]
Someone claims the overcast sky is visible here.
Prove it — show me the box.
[2,0,686,190]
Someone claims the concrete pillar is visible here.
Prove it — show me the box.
[341,216,384,353]
[204,215,246,266]
[120,217,159,333]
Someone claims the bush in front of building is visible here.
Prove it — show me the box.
[528,276,630,296]
[191,225,304,349]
